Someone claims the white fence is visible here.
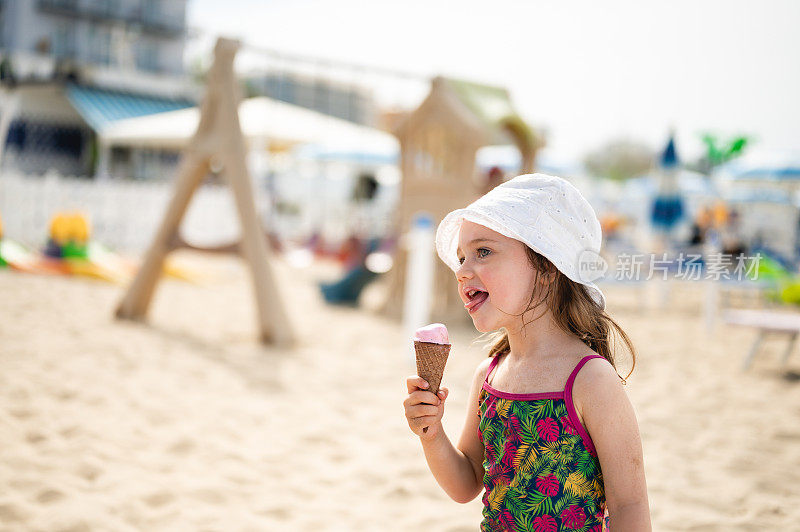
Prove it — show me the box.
[0,171,272,254]
[0,171,399,255]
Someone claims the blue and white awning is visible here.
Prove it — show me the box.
[65,84,194,132]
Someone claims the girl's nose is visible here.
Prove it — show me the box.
[456,263,472,281]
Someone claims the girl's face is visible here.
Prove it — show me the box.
[455,220,540,332]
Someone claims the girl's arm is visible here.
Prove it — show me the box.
[417,358,490,503]
[576,359,652,530]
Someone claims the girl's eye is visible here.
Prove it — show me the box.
[458,248,491,264]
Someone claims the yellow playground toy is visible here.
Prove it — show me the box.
[0,210,203,284]
[40,211,131,283]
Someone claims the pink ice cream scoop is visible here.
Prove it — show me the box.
[414,323,449,345]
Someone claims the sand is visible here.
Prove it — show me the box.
[1,252,799,531]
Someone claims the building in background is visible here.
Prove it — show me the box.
[244,71,377,127]
[0,0,197,177]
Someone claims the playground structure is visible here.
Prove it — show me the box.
[114,38,295,347]
[376,76,544,323]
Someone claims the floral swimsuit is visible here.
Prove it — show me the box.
[477,353,611,531]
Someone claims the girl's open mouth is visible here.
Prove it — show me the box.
[465,291,489,313]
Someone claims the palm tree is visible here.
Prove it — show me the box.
[694,133,749,175]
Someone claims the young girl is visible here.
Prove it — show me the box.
[403,173,650,531]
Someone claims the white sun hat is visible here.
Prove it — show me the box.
[435,172,606,310]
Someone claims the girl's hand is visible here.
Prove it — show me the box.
[404,376,449,442]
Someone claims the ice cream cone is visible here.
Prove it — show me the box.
[414,340,451,397]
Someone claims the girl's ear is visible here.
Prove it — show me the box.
[537,265,556,286]
[547,263,559,283]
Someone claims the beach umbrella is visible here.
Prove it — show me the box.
[650,133,686,235]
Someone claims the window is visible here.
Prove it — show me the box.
[136,41,159,72]
[87,25,112,66]
[53,22,76,59]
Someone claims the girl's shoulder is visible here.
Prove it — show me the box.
[573,353,617,387]
[470,355,497,391]
[571,354,624,416]
[475,355,497,379]
[481,351,506,367]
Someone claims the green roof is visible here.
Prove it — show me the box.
[443,77,536,147]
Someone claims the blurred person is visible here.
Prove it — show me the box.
[305,228,327,259]
[711,201,729,229]
[719,208,746,258]
[336,233,367,270]
[481,166,506,195]
[600,211,623,243]
[688,205,712,246]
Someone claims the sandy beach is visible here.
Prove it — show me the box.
[2,252,799,531]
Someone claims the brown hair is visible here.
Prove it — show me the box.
[480,246,635,384]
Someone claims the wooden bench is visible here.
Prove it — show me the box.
[722,309,800,369]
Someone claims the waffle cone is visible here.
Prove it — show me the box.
[414,340,451,396]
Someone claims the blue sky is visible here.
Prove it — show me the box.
[185,0,800,162]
